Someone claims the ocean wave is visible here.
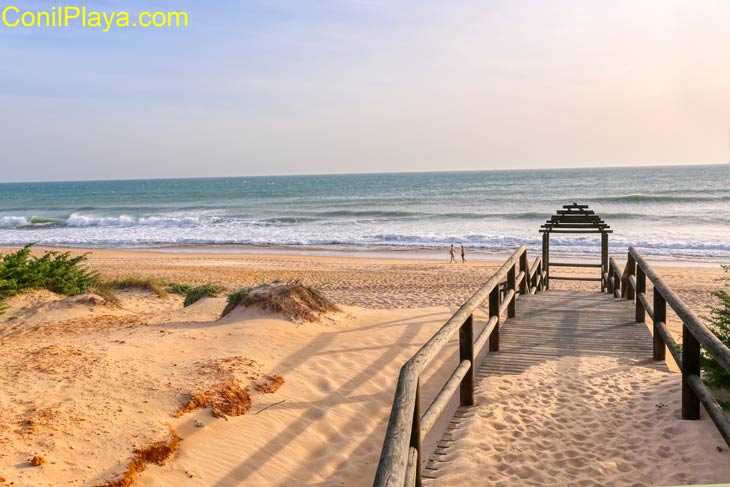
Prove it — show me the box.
[315,210,421,218]
[0,216,30,227]
[65,213,211,227]
[29,216,66,225]
[592,194,730,203]
[260,216,323,224]
[1,224,729,259]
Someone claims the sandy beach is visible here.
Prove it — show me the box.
[7,0,730,484]
[0,247,728,486]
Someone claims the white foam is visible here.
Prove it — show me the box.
[0,216,30,227]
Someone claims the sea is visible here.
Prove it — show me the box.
[1,164,728,262]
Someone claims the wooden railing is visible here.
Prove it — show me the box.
[374,245,544,487]
[607,246,730,447]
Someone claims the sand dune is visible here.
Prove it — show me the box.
[0,248,728,486]
[0,287,461,486]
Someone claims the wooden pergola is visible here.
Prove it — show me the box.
[540,202,612,290]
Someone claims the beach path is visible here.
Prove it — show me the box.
[424,290,730,487]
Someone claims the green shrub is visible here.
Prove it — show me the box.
[702,265,730,389]
[104,276,168,298]
[222,288,251,317]
[167,282,191,295]
[183,284,225,307]
[0,244,99,300]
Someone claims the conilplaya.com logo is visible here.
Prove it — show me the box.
[1,5,189,32]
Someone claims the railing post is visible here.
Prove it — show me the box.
[613,265,621,298]
[507,264,516,318]
[601,232,609,292]
[606,264,614,295]
[635,266,646,323]
[682,325,701,420]
[542,232,550,290]
[489,287,500,351]
[459,315,475,407]
[410,379,422,486]
[653,291,666,361]
[625,253,635,300]
[519,251,529,295]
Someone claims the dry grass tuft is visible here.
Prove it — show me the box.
[222,280,339,321]
[102,276,169,298]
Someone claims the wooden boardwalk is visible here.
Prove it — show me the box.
[423,290,663,481]
[374,242,730,487]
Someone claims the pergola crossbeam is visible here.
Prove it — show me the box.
[541,202,611,291]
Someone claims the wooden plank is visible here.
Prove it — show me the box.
[550,276,603,282]
[549,215,603,222]
[550,262,602,268]
[540,229,612,234]
[557,209,595,215]
[541,223,610,229]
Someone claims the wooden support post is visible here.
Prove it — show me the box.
[601,232,609,292]
[542,233,550,290]
[653,291,666,361]
[507,264,516,318]
[459,315,475,407]
[519,251,529,295]
[489,287,500,352]
[625,254,635,300]
[635,266,646,323]
[410,380,422,487]
[682,326,701,420]
[606,263,614,295]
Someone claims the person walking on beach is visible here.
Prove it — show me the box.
[461,245,466,263]
[449,244,457,263]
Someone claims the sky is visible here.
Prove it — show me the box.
[1,0,729,182]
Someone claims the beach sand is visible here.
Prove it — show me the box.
[0,248,727,486]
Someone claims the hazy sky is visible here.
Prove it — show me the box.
[1,0,729,182]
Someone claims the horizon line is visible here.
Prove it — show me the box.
[2,161,727,185]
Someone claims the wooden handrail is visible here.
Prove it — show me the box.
[610,247,730,448]
[627,248,730,372]
[374,245,537,487]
